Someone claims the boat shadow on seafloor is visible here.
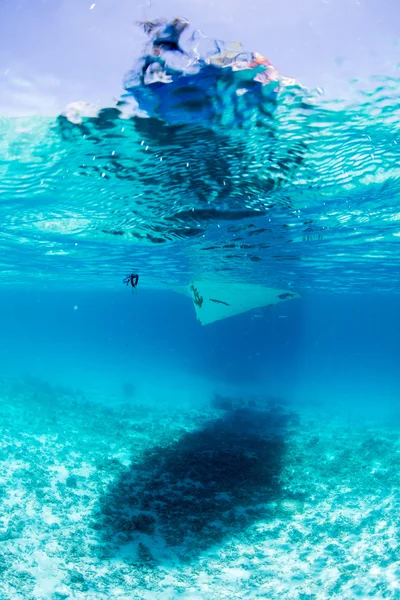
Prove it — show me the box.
[93,401,300,564]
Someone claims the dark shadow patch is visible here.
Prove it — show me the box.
[166,207,268,223]
[92,405,297,563]
[102,229,125,236]
[209,298,229,306]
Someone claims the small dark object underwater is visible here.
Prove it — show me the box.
[123,273,139,289]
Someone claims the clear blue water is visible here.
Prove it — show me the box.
[1,16,400,600]
[1,288,399,412]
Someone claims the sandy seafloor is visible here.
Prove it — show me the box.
[1,374,400,600]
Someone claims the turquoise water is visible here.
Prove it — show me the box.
[1,18,400,599]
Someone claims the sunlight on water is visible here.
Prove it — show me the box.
[0,18,399,291]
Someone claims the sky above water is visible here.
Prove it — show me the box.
[0,0,399,115]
